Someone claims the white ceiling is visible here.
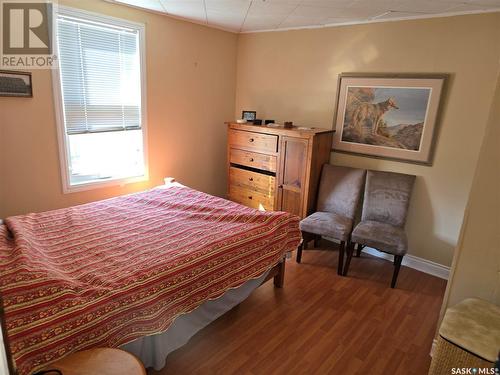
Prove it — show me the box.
[108,0,500,33]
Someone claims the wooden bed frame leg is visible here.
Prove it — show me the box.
[273,259,285,288]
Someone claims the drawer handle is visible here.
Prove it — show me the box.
[248,196,253,200]
[249,158,254,162]
[249,177,254,181]
[249,138,255,142]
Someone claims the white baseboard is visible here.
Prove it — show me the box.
[361,247,450,280]
[430,338,438,357]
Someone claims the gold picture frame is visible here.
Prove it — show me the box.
[332,73,448,165]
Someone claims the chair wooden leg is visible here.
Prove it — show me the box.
[337,241,345,275]
[391,255,403,288]
[302,231,313,250]
[296,242,303,263]
[313,235,321,248]
[343,241,355,276]
[356,243,364,257]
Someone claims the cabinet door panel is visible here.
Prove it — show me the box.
[277,137,309,217]
[280,189,302,217]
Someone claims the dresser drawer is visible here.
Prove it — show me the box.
[229,167,275,195]
[229,148,277,173]
[229,185,274,211]
[228,129,278,154]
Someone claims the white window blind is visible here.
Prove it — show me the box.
[54,9,147,192]
[57,15,142,135]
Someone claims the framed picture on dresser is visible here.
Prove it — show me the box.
[242,110,257,121]
[332,73,447,165]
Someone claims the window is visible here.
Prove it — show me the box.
[53,7,147,192]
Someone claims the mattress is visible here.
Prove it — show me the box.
[0,184,300,374]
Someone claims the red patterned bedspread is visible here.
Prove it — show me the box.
[0,185,300,374]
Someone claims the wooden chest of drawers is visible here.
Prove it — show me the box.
[226,122,334,218]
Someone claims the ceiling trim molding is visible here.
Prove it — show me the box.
[240,8,500,34]
[104,1,500,35]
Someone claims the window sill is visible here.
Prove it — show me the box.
[62,174,149,194]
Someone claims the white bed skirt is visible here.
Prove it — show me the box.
[121,271,268,370]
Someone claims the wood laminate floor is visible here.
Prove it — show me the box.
[150,240,447,375]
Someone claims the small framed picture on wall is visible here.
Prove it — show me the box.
[0,71,33,98]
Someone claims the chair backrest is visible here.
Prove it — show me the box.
[362,170,416,227]
[316,164,367,220]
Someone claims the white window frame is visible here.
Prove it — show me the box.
[52,6,149,194]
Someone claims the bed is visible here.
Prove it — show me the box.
[0,184,300,375]
[121,269,270,370]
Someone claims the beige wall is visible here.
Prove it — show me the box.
[440,70,500,319]
[1,7,499,269]
[235,13,500,266]
[0,0,237,218]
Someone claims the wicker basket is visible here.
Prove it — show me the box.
[429,335,493,375]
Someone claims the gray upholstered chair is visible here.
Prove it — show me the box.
[296,164,366,275]
[343,170,416,288]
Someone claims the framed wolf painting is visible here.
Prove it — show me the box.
[332,73,447,164]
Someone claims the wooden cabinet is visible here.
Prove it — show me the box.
[226,122,334,218]
[277,136,309,217]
